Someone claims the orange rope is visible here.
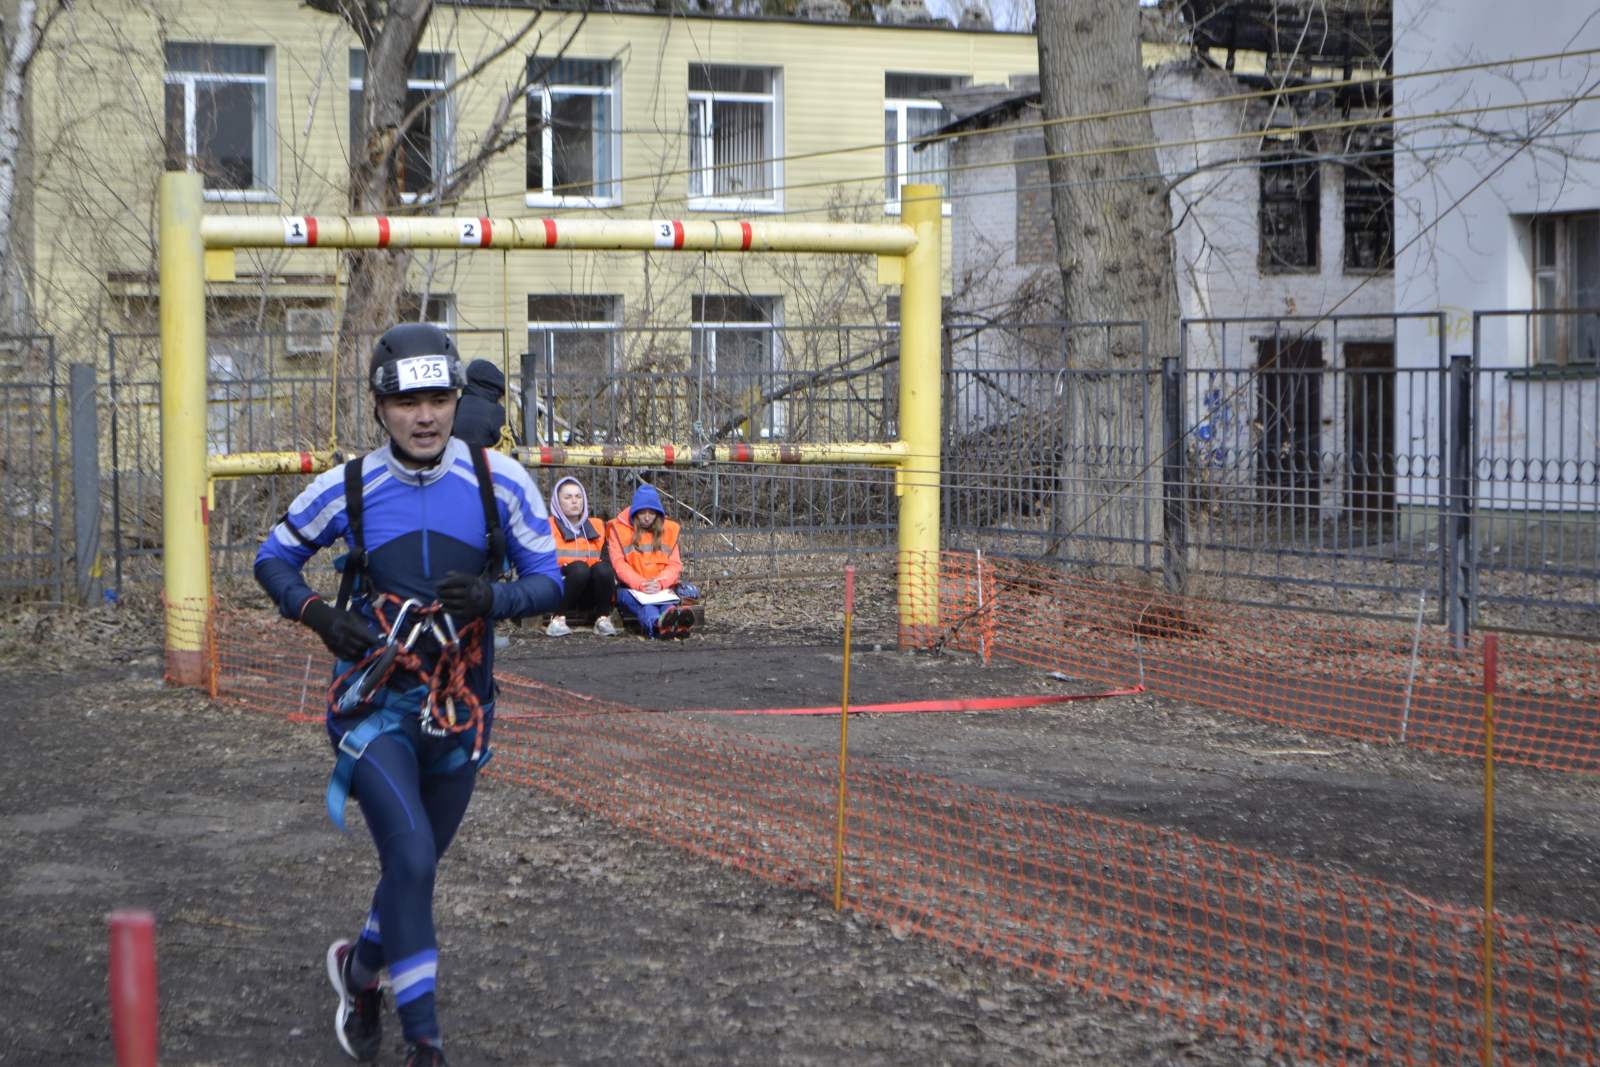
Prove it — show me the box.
[325,594,489,758]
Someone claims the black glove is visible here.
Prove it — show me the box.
[438,571,495,622]
[301,597,380,661]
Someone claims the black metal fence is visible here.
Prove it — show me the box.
[100,325,901,585]
[944,312,1600,640]
[8,312,1599,638]
[0,336,65,598]
[1463,310,1600,635]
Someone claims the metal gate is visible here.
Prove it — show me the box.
[0,336,65,599]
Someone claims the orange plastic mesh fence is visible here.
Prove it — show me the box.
[184,602,1599,1064]
[913,551,1600,774]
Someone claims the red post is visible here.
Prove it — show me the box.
[843,565,856,615]
[108,909,158,1067]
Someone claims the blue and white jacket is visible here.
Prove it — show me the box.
[254,438,563,708]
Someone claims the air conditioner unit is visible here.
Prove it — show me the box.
[285,307,335,355]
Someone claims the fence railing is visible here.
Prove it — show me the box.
[1465,310,1600,635]
[939,311,1600,639]
[0,335,64,598]
[8,313,1598,638]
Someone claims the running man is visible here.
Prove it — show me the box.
[254,323,562,1066]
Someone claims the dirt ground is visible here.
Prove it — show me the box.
[2,599,1597,1065]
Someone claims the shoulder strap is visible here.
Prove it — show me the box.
[471,446,506,578]
[335,454,369,611]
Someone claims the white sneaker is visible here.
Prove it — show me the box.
[593,615,617,636]
[545,616,572,637]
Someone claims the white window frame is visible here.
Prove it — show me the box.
[884,96,952,216]
[525,312,619,377]
[526,60,621,208]
[526,295,621,444]
[691,296,785,437]
[164,44,275,203]
[350,52,453,205]
[205,349,247,455]
[401,292,455,328]
[687,67,783,214]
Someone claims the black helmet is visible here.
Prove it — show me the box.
[369,323,465,397]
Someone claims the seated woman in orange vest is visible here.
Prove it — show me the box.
[606,483,696,639]
[545,475,618,637]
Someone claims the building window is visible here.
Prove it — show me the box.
[205,298,276,454]
[163,43,273,198]
[526,294,619,443]
[1532,212,1600,366]
[1259,137,1319,271]
[350,51,451,200]
[1343,128,1393,272]
[688,65,781,211]
[691,294,782,438]
[526,58,619,205]
[884,73,958,213]
[399,292,454,327]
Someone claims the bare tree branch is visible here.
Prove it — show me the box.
[304,0,383,48]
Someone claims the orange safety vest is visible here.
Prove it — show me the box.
[549,515,605,567]
[606,510,682,586]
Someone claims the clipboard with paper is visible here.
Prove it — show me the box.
[629,588,680,606]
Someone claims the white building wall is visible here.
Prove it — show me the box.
[1150,62,1395,372]
[944,64,1405,516]
[947,127,1052,326]
[1150,64,1395,517]
[1394,1,1600,512]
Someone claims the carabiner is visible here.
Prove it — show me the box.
[398,617,427,652]
[427,615,451,652]
[419,690,449,737]
[441,612,460,649]
[336,598,426,716]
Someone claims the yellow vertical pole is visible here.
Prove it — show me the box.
[897,184,942,643]
[1482,633,1498,1067]
[499,248,514,452]
[159,172,212,686]
[329,250,343,452]
[832,564,856,912]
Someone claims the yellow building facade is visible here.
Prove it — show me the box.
[25,1,1039,391]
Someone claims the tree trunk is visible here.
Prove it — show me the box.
[0,0,44,336]
[1036,0,1179,580]
[333,0,432,435]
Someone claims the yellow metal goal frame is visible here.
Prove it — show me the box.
[158,172,941,684]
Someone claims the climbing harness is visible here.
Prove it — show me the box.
[324,594,494,830]
[318,444,507,830]
[327,593,490,752]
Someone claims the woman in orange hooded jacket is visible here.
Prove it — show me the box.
[605,483,695,638]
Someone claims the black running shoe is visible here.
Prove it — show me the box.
[326,939,383,1061]
[405,1042,448,1066]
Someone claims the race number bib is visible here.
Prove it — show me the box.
[394,355,452,390]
